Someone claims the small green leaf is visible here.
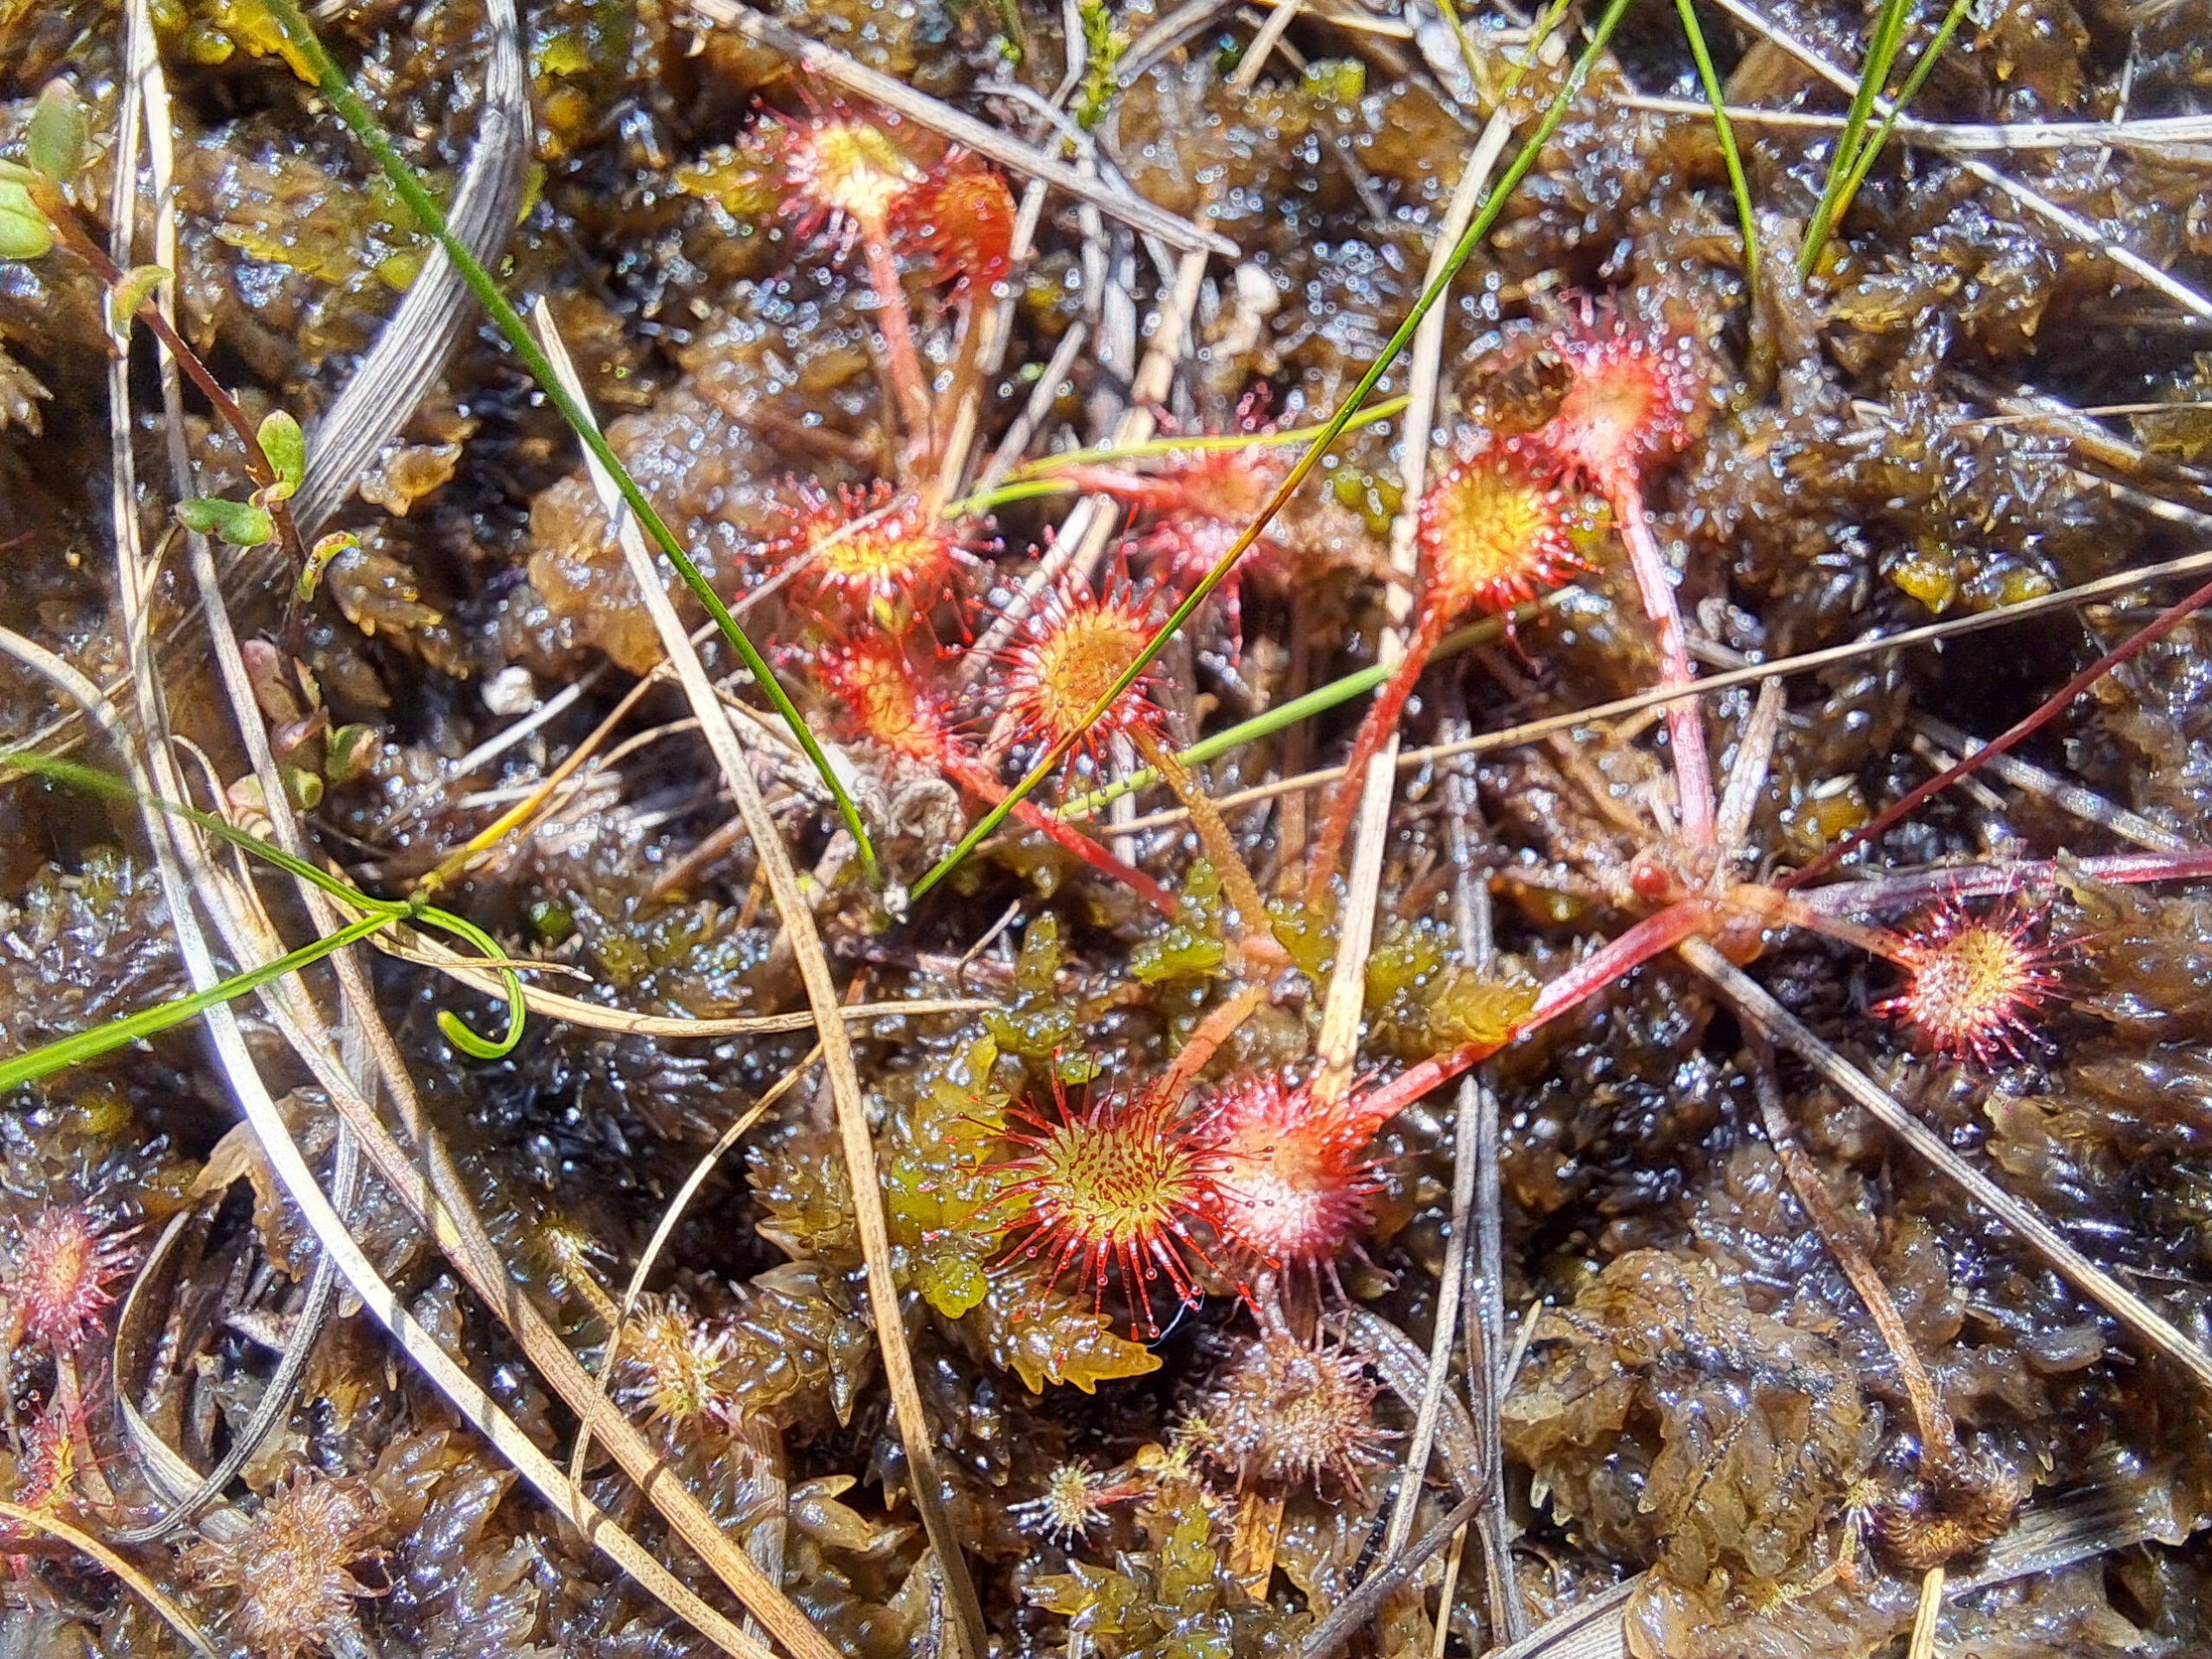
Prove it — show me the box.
[107,264,170,339]
[297,531,356,600]
[257,409,306,499]
[279,766,325,811]
[177,496,276,547]
[28,80,87,185]
[0,181,54,262]
[325,724,380,784]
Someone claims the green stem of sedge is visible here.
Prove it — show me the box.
[1798,0,1915,275]
[1673,0,1760,290]
[0,911,396,1092]
[259,0,880,887]
[911,0,1636,902]
[1821,0,1974,245]
[0,751,526,1076]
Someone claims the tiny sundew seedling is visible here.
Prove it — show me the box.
[1010,1460,1143,1545]
[3,1204,136,1355]
[616,1296,744,1429]
[1185,1325,1389,1495]
[184,1470,387,1659]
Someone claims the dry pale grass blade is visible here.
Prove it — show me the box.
[291,0,529,533]
[569,1050,817,1484]
[1099,546,2212,836]
[1680,936,2212,1394]
[1334,1307,1483,1496]
[0,1500,223,1659]
[1442,731,1525,1644]
[1911,711,2189,853]
[1615,94,2212,155]
[1377,795,1499,1570]
[381,928,992,1035]
[1310,75,1522,1103]
[1300,1491,1484,1659]
[1907,1567,1946,1659]
[533,300,991,1659]
[113,21,844,1649]
[1704,0,2212,321]
[3,659,778,1659]
[683,0,1235,259]
[1487,1580,1637,1659]
[108,1130,360,1545]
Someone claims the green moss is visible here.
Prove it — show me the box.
[985,912,1080,1055]
[1364,917,1536,1059]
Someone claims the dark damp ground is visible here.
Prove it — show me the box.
[4,0,2212,1654]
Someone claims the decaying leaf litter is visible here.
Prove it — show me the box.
[3,0,2212,1654]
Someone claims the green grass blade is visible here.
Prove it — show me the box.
[258,0,880,887]
[0,910,395,1092]
[1673,0,1760,289]
[3,751,404,914]
[1800,0,1916,274]
[1823,0,1973,241]
[3,750,528,1060]
[417,905,529,1058]
[908,0,1636,904]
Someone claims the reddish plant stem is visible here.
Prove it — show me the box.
[1303,602,1456,909]
[1797,846,2212,919]
[36,181,305,563]
[1610,478,1714,852]
[1155,982,1267,1104]
[1349,896,1716,1135]
[1723,880,1913,965]
[1783,569,2212,891]
[946,755,1179,918]
[859,232,938,467]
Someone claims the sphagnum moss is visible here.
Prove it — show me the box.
[3,0,2212,1656]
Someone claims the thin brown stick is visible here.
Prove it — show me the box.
[1750,1052,1954,1469]
[537,302,990,1659]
